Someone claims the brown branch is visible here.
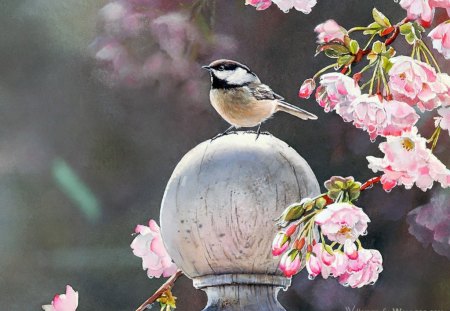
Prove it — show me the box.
[136,270,184,311]
[384,26,400,46]
[360,176,382,191]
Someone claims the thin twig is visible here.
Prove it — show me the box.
[136,270,184,311]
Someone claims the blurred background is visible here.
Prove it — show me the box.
[0,0,449,310]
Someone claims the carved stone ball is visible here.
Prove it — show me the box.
[160,132,320,279]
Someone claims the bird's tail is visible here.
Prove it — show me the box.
[276,101,318,120]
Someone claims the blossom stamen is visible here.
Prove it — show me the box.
[401,137,415,151]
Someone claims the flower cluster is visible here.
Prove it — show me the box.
[245,0,317,13]
[299,7,450,192]
[399,0,450,59]
[91,0,236,99]
[131,219,178,278]
[388,56,448,112]
[407,191,450,259]
[400,0,450,27]
[367,128,450,191]
[311,72,420,142]
[42,285,78,311]
[273,177,383,288]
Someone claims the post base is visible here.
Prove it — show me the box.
[193,274,290,311]
[201,285,286,311]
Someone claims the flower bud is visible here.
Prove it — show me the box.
[272,232,290,256]
[280,249,302,277]
[344,239,359,260]
[285,224,298,237]
[282,203,305,222]
[294,237,306,250]
[298,79,316,99]
[315,197,327,209]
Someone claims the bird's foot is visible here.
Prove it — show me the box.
[211,126,236,141]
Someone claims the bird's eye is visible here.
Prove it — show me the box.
[218,65,225,71]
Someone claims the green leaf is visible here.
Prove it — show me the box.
[363,22,382,35]
[384,59,393,72]
[380,56,392,71]
[372,8,391,28]
[337,55,355,67]
[400,22,412,35]
[343,35,351,47]
[316,43,350,57]
[372,41,384,54]
[324,176,363,203]
[400,21,424,45]
[348,182,362,201]
[405,33,416,44]
[414,22,425,33]
[315,197,327,209]
[349,40,360,54]
[288,249,299,261]
[386,46,396,57]
[325,49,341,58]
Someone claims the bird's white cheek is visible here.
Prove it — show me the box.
[227,67,254,85]
[213,70,229,81]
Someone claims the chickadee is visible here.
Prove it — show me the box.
[202,59,317,139]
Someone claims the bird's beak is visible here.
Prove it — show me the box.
[202,65,211,71]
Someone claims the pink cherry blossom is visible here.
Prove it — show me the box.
[388,56,447,112]
[306,243,333,279]
[131,219,177,278]
[315,73,361,120]
[245,0,272,10]
[298,78,316,98]
[271,0,317,13]
[280,249,302,277]
[430,0,450,15]
[330,251,349,277]
[350,95,388,141]
[428,21,450,59]
[382,99,420,137]
[42,285,78,311]
[314,20,346,43]
[367,128,450,191]
[272,232,290,256]
[339,249,383,288]
[350,95,419,141]
[431,0,450,5]
[306,244,349,279]
[399,0,435,27]
[315,203,370,244]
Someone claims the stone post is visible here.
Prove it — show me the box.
[160,132,320,310]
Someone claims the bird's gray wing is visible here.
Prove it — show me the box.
[248,83,318,120]
[247,83,284,101]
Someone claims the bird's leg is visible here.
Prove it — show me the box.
[211,125,235,141]
[255,123,262,140]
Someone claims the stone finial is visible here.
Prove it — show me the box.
[160,132,320,310]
